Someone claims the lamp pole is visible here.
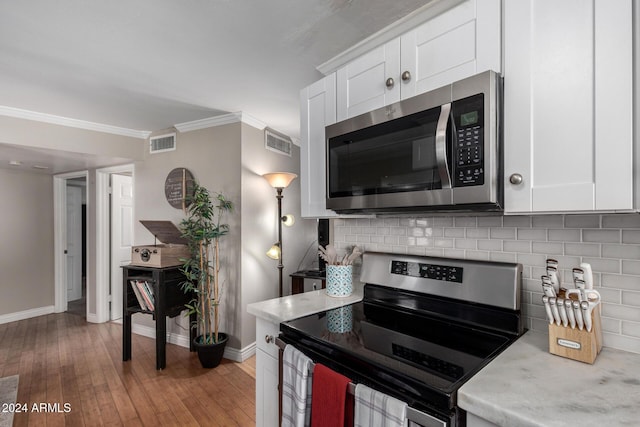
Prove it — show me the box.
[276,187,284,297]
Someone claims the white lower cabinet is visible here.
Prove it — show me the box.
[503,0,634,213]
[255,318,280,427]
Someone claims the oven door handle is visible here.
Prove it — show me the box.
[407,406,448,427]
[435,102,452,189]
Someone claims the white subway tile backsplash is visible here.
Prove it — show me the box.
[602,214,640,229]
[531,242,563,255]
[622,260,640,276]
[466,228,489,239]
[517,228,547,241]
[335,214,640,354]
[622,230,640,244]
[602,274,640,291]
[622,291,640,307]
[444,228,465,238]
[532,215,564,228]
[565,243,600,257]
[548,229,581,242]
[582,229,621,243]
[503,240,531,253]
[490,227,516,239]
[565,215,600,228]
[603,244,640,260]
[503,216,531,227]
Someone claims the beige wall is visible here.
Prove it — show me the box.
[133,122,316,351]
[0,168,54,315]
[0,115,144,160]
[240,124,317,349]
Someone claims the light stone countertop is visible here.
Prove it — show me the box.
[247,282,364,324]
[458,330,640,427]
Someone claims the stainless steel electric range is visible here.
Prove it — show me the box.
[279,251,524,427]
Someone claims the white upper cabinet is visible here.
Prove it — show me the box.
[300,74,339,218]
[336,0,501,122]
[504,0,633,213]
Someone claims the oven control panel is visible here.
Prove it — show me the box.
[391,260,463,283]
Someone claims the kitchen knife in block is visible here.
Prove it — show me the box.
[548,308,602,364]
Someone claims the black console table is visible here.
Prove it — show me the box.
[122,265,195,370]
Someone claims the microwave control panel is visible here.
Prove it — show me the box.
[453,94,485,187]
[390,260,463,283]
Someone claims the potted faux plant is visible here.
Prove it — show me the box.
[180,183,233,368]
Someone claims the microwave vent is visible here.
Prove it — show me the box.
[265,129,292,156]
[149,133,176,154]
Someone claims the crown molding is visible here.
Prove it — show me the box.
[0,105,151,139]
[317,0,465,75]
[174,112,267,133]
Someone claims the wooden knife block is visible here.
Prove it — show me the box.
[548,308,603,364]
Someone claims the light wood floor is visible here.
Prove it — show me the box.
[0,312,256,426]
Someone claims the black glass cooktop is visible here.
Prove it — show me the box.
[280,286,518,412]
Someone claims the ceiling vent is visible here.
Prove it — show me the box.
[149,132,176,154]
[265,128,292,157]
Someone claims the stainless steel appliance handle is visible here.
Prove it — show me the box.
[407,406,447,427]
[435,103,452,189]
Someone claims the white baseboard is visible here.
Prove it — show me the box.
[124,322,257,363]
[0,305,55,325]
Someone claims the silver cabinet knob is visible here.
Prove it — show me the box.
[265,335,274,344]
[401,71,411,81]
[385,77,394,89]
[509,173,523,185]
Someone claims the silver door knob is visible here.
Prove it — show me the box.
[265,335,274,344]
[401,71,411,81]
[509,173,523,185]
[385,77,394,89]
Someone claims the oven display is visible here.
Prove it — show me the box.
[391,260,463,283]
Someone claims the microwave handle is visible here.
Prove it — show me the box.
[435,103,452,189]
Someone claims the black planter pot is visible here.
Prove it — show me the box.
[193,333,228,368]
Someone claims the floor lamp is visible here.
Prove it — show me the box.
[263,172,297,297]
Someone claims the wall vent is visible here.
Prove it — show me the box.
[265,128,292,157]
[149,133,176,154]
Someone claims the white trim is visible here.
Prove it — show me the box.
[96,164,135,324]
[316,0,467,75]
[121,321,256,362]
[0,306,55,325]
[174,112,267,133]
[0,105,151,139]
[53,171,90,316]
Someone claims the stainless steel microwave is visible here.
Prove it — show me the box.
[325,70,502,214]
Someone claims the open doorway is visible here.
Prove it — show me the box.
[53,170,89,317]
[66,177,87,317]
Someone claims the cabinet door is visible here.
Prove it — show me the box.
[401,0,501,99]
[300,74,339,218]
[336,38,400,121]
[504,0,633,213]
[256,319,280,427]
[256,348,279,427]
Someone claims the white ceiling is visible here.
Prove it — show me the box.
[0,0,431,174]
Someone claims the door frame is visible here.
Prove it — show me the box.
[96,164,134,323]
[53,170,89,316]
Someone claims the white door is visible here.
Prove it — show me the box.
[110,174,134,320]
[66,186,83,301]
